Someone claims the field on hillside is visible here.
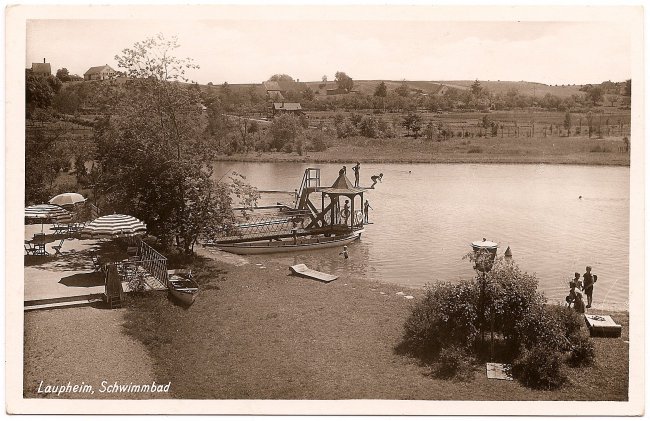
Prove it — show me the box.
[442,80,585,98]
[305,109,631,139]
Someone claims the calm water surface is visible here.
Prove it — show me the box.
[213,162,629,310]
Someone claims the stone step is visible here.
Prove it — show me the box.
[24,297,104,312]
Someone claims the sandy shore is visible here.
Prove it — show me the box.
[24,307,169,399]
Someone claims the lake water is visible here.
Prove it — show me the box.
[213,162,630,310]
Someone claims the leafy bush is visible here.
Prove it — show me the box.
[401,280,479,358]
[335,119,358,139]
[434,345,476,381]
[567,331,595,367]
[512,345,567,390]
[548,305,583,341]
[514,304,568,353]
[590,145,612,153]
[359,115,379,138]
[467,146,483,153]
[307,131,330,152]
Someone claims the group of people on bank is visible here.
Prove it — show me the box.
[566,266,597,313]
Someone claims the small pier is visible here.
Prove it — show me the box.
[205,167,368,245]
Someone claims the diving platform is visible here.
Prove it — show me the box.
[205,167,368,245]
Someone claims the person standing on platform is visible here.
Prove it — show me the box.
[342,200,351,226]
[363,200,373,223]
[352,162,361,187]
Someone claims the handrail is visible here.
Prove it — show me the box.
[296,168,320,209]
[138,240,169,288]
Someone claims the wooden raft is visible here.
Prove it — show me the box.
[290,264,338,283]
[584,314,622,338]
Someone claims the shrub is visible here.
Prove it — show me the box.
[270,114,301,150]
[513,304,568,353]
[512,344,567,390]
[359,115,379,138]
[307,131,330,152]
[567,331,595,367]
[590,145,612,153]
[548,305,583,341]
[434,345,476,381]
[401,280,479,359]
[335,119,358,139]
[467,146,483,153]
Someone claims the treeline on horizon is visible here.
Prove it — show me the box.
[27,68,631,121]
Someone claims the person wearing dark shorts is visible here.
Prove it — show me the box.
[583,266,595,309]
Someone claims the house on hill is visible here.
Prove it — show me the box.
[271,102,303,117]
[31,59,51,78]
[84,64,117,81]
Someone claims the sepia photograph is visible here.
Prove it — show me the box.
[5,4,644,415]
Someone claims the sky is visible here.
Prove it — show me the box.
[26,16,633,85]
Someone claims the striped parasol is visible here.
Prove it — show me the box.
[80,214,147,239]
[25,204,72,232]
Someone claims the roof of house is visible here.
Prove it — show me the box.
[272,102,302,111]
[31,63,51,74]
[84,65,116,76]
[320,171,366,195]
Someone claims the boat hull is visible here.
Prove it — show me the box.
[216,231,362,255]
[169,288,198,306]
[167,270,199,306]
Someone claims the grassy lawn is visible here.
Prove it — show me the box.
[121,255,628,400]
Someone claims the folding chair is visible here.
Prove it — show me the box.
[24,243,37,255]
[52,238,65,256]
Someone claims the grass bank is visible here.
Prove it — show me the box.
[122,253,628,400]
[218,135,630,166]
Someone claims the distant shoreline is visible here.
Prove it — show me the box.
[214,155,631,167]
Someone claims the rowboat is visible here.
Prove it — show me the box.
[167,269,199,306]
[215,230,363,255]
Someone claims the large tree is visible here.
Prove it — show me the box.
[96,33,258,252]
[268,74,294,82]
[56,68,71,82]
[334,71,354,92]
